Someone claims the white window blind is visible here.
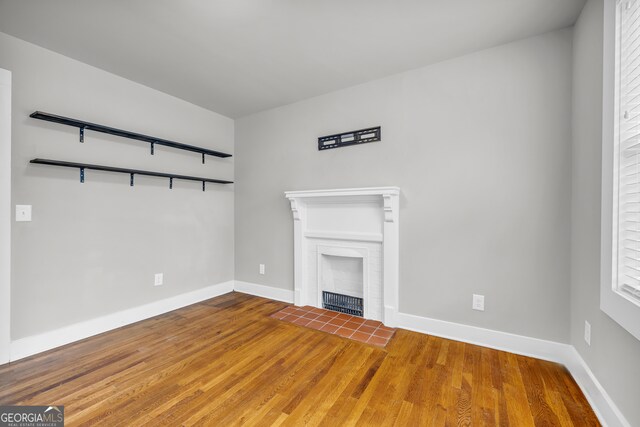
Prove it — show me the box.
[617,0,640,303]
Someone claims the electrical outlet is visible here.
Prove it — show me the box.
[259,264,265,275]
[15,205,32,222]
[584,320,591,346]
[154,273,163,286]
[472,294,485,311]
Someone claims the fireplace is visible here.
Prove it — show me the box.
[285,187,400,326]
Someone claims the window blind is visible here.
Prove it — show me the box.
[617,0,640,302]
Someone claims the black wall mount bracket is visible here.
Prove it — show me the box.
[318,126,381,151]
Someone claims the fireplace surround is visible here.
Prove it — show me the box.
[285,187,400,326]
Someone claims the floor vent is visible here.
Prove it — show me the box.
[322,291,364,317]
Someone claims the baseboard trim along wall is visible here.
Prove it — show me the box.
[395,312,568,364]
[235,281,629,427]
[234,280,294,303]
[394,311,629,427]
[8,280,630,426]
[10,280,234,362]
[562,347,631,427]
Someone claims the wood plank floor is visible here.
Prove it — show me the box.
[0,292,600,426]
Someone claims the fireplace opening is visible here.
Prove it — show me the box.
[322,291,364,317]
[320,253,365,317]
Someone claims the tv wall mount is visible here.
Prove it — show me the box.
[318,126,381,151]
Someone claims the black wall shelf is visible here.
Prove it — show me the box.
[30,158,233,190]
[30,111,232,162]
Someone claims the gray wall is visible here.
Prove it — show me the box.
[571,1,640,425]
[236,29,573,343]
[5,6,638,423]
[1,68,11,362]
[1,33,235,340]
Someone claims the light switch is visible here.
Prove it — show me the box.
[15,205,32,222]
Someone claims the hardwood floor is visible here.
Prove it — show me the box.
[0,292,600,426]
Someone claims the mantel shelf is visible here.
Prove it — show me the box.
[30,158,233,190]
[30,111,232,160]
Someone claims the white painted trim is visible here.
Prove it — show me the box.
[6,277,630,426]
[600,0,640,342]
[0,68,11,365]
[564,347,631,427]
[9,281,234,361]
[304,230,383,243]
[396,312,570,363]
[231,281,628,423]
[285,187,400,326]
[234,280,294,303]
[284,186,400,199]
[396,310,629,427]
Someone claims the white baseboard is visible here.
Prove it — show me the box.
[396,312,571,363]
[395,311,628,427]
[234,280,294,303]
[6,279,630,426]
[10,280,234,362]
[562,347,631,427]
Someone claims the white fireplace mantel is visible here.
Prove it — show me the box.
[285,187,400,326]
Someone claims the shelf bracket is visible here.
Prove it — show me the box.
[169,177,173,189]
[202,153,205,164]
[130,173,135,187]
[202,181,205,192]
[80,167,85,183]
[79,126,85,143]
[150,142,155,155]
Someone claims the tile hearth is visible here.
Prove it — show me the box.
[270,305,396,347]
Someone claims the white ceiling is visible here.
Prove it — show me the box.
[0,0,585,118]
